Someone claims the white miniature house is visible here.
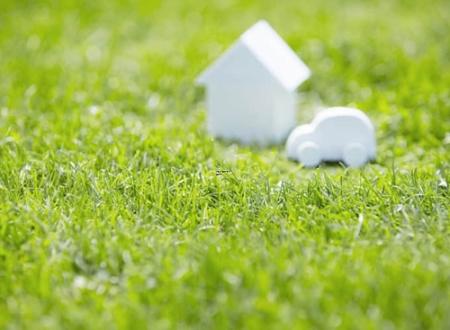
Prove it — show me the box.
[197,20,311,145]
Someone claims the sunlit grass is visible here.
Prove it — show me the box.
[0,0,449,329]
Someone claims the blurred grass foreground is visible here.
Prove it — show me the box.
[0,0,449,329]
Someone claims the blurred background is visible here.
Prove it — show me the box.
[1,1,448,153]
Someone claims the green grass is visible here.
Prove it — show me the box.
[0,0,449,329]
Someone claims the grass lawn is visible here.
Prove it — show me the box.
[0,0,449,329]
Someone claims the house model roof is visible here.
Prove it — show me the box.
[197,20,311,91]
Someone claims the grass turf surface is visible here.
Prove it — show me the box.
[0,0,449,329]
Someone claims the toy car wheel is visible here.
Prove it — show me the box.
[297,142,321,167]
[343,143,368,167]
[286,125,308,160]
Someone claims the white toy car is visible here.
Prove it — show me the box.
[286,107,376,167]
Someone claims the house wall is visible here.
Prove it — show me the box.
[206,83,271,144]
[206,82,297,145]
[272,90,297,142]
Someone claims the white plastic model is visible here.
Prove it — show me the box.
[197,20,311,145]
[286,107,376,167]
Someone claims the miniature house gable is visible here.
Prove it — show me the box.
[239,20,310,91]
[197,20,311,145]
[197,20,310,90]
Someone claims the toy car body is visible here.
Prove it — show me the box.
[286,107,376,167]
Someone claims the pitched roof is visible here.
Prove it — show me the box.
[197,20,311,91]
